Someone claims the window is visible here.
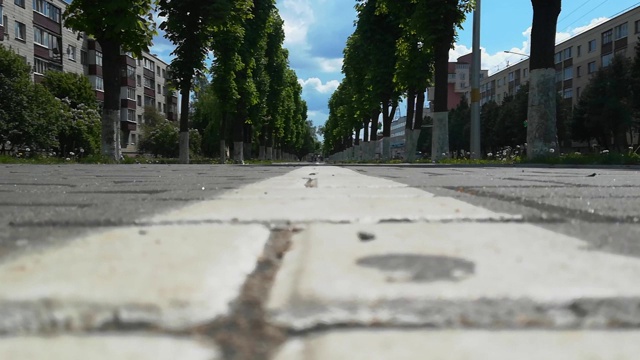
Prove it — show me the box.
[523,68,529,78]
[67,45,76,61]
[33,58,48,74]
[588,39,597,52]
[576,87,581,98]
[143,76,155,89]
[0,6,3,27]
[33,0,61,23]
[460,73,466,80]
[563,47,572,59]
[614,23,628,40]
[602,29,612,45]
[162,86,167,95]
[497,78,503,87]
[15,0,25,8]
[137,95,142,106]
[127,109,135,121]
[122,65,135,79]
[34,27,50,47]
[602,53,613,67]
[576,66,581,77]
[615,47,627,57]
[81,50,87,65]
[95,77,104,91]
[143,58,155,71]
[636,20,640,34]
[138,115,143,124]
[555,70,562,83]
[163,103,166,113]
[95,51,103,66]
[554,51,562,64]
[131,134,136,145]
[15,21,26,40]
[563,66,573,80]
[157,84,161,94]
[144,96,154,107]
[577,45,581,57]
[157,102,162,112]
[156,65,161,74]
[162,69,166,78]
[136,75,142,87]
[127,87,135,100]
[563,88,573,99]
[508,72,514,81]
[588,61,596,74]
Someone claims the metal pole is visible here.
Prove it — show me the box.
[470,0,481,159]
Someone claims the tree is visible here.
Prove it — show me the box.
[527,0,561,158]
[572,56,633,151]
[0,45,63,154]
[40,71,97,109]
[64,0,157,161]
[157,0,237,164]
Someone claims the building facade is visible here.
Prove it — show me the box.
[0,0,178,154]
[481,5,640,109]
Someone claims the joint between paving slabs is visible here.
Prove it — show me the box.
[182,227,296,360]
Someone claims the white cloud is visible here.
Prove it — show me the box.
[298,78,340,94]
[556,17,608,43]
[318,58,343,73]
[280,0,315,47]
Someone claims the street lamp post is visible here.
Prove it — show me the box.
[503,50,530,58]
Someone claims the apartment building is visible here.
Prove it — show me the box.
[481,5,640,109]
[425,53,488,117]
[0,0,178,154]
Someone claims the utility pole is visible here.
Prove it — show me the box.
[470,0,481,159]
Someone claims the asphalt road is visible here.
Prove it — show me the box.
[0,164,295,262]
[347,165,640,259]
[2,163,639,262]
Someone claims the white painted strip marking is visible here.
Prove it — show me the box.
[0,224,269,331]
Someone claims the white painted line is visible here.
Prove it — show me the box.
[267,223,640,330]
[150,166,518,224]
[0,224,269,332]
[0,334,220,360]
[274,330,640,360]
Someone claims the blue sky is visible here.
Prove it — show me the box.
[149,0,640,128]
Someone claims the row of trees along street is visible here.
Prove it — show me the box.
[323,0,569,161]
[60,0,317,164]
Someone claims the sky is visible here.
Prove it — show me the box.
[149,0,640,128]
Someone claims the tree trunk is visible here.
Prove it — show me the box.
[432,36,452,161]
[243,122,253,160]
[179,86,190,164]
[527,0,561,159]
[370,108,380,141]
[219,113,227,164]
[98,39,122,162]
[233,106,244,164]
[415,90,426,129]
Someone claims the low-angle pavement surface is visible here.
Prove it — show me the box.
[0,163,639,359]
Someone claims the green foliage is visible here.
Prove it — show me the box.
[572,55,636,151]
[143,105,166,128]
[63,0,156,58]
[139,120,179,158]
[41,71,97,109]
[57,99,101,156]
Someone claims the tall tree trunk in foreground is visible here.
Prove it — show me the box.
[527,0,561,158]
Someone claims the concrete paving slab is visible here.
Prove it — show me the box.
[151,166,518,224]
[0,224,269,333]
[0,334,220,360]
[273,330,640,360]
[267,223,640,330]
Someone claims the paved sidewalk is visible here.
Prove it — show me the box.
[1,165,639,359]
